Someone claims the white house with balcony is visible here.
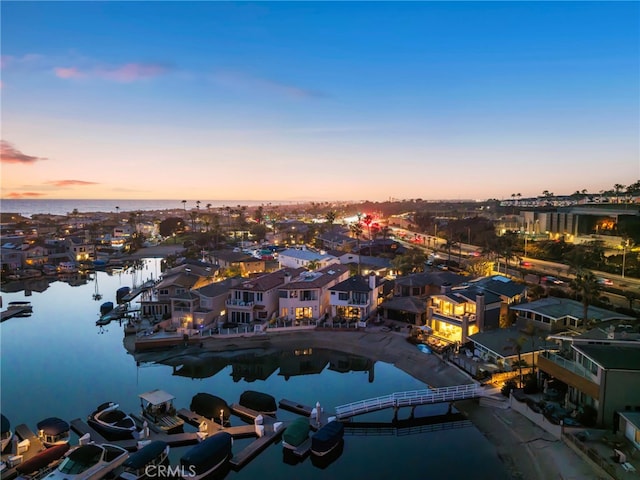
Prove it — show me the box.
[328,273,384,326]
[226,267,305,324]
[278,264,350,324]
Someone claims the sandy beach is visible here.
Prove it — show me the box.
[128,327,605,480]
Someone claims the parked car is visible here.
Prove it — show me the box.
[597,277,613,286]
[542,276,564,285]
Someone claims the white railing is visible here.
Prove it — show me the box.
[335,384,481,419]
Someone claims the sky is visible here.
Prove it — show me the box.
[1,1,638,202]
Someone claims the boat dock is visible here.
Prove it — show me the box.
[0,424,46,480]
[120,280,155,303]
[1,304,32,323]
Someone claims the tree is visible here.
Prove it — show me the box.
[505,336,527,387]
[391,247,426,275]
[363,214,373,256]
[307,260,320,271]
[350,220,363,275]
[570,269,603,326]
[181,200,187,216]
[325,210,336,230]
[159,217,185,237]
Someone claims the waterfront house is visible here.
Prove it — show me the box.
[317,228,357,251]
[328,273,385,326]
[278,264,350,324]
[170,277,242,330]
[277,247,339,270]
[66,235,95,262]
[538,336,640,427]
[140,269,200,319]
[394,271,468,297]
[510,297,635,333]
[426,284,502,343]
[379,296,428,325]
[226,267,305,324]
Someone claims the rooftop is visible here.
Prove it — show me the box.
[510,297,635,322]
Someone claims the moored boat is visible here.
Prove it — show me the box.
[100,302,114,315]
[282,417,310,450]
[190,393,231,426]
[116,286,131,304]
[179,432,232,480]
[87,402,137,439]
[15,443,70,478]
[37,417,70,447]
[1,414,12,453]
[118,440,169,480]
[42,443,128,480]
[139,390,184,434]
[310,420,344,457]
[56,262,79,274]
[239,390,277,416]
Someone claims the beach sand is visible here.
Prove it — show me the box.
[128,327,605,479]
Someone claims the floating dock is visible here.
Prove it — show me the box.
[1,304,32,323]
[120,280,155,303]
[0,424,46,480]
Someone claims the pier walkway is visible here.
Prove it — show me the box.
[121,280,155,303]
[1,304,32,323]
[334,383,482,420]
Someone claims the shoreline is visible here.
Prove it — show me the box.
[126,328,603,480]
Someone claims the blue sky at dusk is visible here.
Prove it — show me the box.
[1,1,638,201]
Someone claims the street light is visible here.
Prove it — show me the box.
[621,239,629,278]
[220,409,224,429]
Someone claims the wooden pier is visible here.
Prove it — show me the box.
[1,305,32,323]
[121,280,155,303]
[0,424,46,480]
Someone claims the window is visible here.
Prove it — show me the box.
[256,292,263,302]
[338,292,348,301]
[279,291,288,298]
[301,290,317,301]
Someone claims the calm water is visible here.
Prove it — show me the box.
[0,259,509,480]
[1,199,301,218]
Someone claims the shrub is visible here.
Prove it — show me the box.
[501,379,517,397]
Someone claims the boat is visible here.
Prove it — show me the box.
[179,432,232,480]
[282,417,310,450]
[1,414,12,453]
[310,420,344,457]
[37,417,70,447]
[116,286,131,304]
[239,390,277,416]
[118,440,169,480]
[190,393,231,426]
[14,443,70,478]
[100,302,114,316]
[87,402,137,439]
[56,262,79,274]
[42,443,128,480]
[139,390,185,434]
[96,317,111,326]
[93,259,107,269]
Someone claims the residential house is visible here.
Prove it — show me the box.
[617,411,640,449]
[112,224,135,248]
[226,267,305,324]
[277,247,339,270]
[66,235,95,262]
[170,276,242,330]
[317,228,357,251]
[278,264,350,323]
[538,338,640,427]
[426,284,502,343]
[510,297,635,333]
[328,273,385,325]
[140,268,202,319]
[394,271,468,297]
[212,250,265,276]
[1,245,24,272]
[380,296,427,325]
[470,275,528,319]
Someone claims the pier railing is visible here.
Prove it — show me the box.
[335,384,481,419]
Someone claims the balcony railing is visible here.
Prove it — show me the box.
[226,299,255,307]
[540,351,598,383]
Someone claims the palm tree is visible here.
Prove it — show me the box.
[181,200,187,218]
[505,336,527,387]
[613,183,625,203]
[350,220,363,275]
[363,214,373,256]
[325,210,336,230]
[570,269,603,327]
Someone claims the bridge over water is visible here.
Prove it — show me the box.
[334,383,482,420]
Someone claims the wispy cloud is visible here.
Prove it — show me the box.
[211,70,326,99]
[45,180,99,187]
[5,192,47,199]
[0,141,47,164]
[0,53,43,70]
[54,62,169,83]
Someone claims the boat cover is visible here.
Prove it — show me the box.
[139,390,175,406]
[37,417,69,436]
[1,414,9,434]
[311,421,344,452]
[239,391,277,413]
[283,418,310,447]
[190,393,230,421]
[122,441,167,470]
[180,433,232,474]
[15,444,70,474]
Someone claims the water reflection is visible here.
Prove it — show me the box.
[139,348,376,383]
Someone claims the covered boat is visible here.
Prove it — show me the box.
[179,432,232,480]
[1,414,12,453]
[139,390,184,434]
[88,402,137,439]
[37,417,70,447]
[116,287,131,303]
[282,417,310,450]
[100,302,114,315]
[311,420,344,457]
[239,390,277,415]
[119,440,169,480]
[190,393,231,426]
[43,443,128,480]
[15,443,70,477]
